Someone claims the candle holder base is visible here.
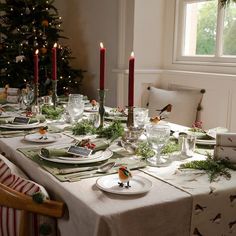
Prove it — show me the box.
[98,89,106,128]
[127,106,134,128]
[52,80,58,109]
[122,126,143,144]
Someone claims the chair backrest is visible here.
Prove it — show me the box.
[0,155,65,236]
[147,86,206,127]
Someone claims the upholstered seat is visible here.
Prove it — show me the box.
[147,86,205,127]
[0,154,64,236]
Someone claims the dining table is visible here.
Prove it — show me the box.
[0,104,235,236]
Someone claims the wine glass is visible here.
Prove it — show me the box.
[21,84,35,111]
[67,94,84,123]
[134,107,149,129]
[146,124,171,166]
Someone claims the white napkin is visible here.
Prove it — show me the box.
[216,133,236,147]
[214,146,236,163]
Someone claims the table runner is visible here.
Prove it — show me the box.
[142,153,236,236]
[17,143,146,182]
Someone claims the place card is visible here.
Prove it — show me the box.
[13,117,30,124]
[67,145,92,157]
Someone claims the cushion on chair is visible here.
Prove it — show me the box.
[148,87,202,126]
[0,154,56,236]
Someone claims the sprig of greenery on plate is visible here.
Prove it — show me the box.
[41,105,64,120]
[179,154,236,182]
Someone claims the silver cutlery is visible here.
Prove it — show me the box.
[59,161,116,176]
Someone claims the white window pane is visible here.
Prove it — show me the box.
[223,2,236,56]
[184,0,217,56]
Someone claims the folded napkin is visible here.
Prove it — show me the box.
[41,148,71,158]
[41,139,109,159]
[216,133,236,147]
[214,146,236,163]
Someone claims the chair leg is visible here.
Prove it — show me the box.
[19,210,29,236]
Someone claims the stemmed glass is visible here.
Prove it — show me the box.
[21,84,35,112]
[146,124,171,166]
[67,94,84,123]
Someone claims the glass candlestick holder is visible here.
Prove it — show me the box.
[127,106,134,128]
[52,80,58,109]
[98,89,106,128]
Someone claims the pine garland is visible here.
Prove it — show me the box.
[179,154,236,182]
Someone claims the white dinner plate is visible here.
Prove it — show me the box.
[96,175,152,195]
[38,149,113,164]
[58,150,103,161]
[84,107,98,112]
[0,121,46,130]
[24,133,61,143]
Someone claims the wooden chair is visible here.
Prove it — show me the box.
[0,182,65,236]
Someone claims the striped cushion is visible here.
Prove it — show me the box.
[0,155,56,236]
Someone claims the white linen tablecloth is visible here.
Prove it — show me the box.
[0,135,192,236]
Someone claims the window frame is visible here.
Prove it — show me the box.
[173,0,236,66]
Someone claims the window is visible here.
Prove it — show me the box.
[175,0,236,65]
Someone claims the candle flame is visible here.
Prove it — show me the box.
[131,51,134,57]
[100,42,104,49]
[35,49,39,55]
[53,43,57,48]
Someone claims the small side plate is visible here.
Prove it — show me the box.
[24,133,61,143]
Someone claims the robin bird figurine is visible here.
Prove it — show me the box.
[118,166,132,188]
[38,126,48,140]
[156,104,172,119]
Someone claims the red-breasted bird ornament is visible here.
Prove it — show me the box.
[118,166,132,188]
[38,126,48,140]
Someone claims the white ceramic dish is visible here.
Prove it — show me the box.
[96,175,152,195]
[24,133,61,143]
[0,121,46,130]
[38,149,113,164]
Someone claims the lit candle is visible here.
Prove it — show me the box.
[34,49,39,84]
[52,43,57,81]
[100,42,106,90]
[128,52,135,107]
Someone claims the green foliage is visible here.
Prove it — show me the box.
[39,223,52,236]
[97,121,124,141]
[161,141,179,155]
[220,0,236,8]
[32,191,45,204]
[179,155,236,182]
[135,142,155,158]
[0,0,84,94]
[72,120,96,135]
[41,105,64,119]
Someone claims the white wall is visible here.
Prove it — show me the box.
[55,0,119,106]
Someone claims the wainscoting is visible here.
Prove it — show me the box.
[116,69,236,131]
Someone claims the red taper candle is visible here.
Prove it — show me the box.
[34,49,39,84]
[52,43,57,81]
[128,52,135,107]
[100,42,106,90]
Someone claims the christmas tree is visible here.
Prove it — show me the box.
[0,0,84,95]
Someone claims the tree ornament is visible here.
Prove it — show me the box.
[16,55,25,63]
[40,47,47,54]
[41,20,49,27]
[25,7,30,14]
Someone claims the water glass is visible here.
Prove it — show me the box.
[178,133,196,158]
[146,124,170,166]
[134,108,149,129]
[67,94,84,122]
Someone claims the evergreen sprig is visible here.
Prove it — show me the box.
[41,105,64,119]
[72,120,96,135]
[135,142,155,158]
[161,141,179,154]
[179,155,236,182]
[96,121,124,141]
